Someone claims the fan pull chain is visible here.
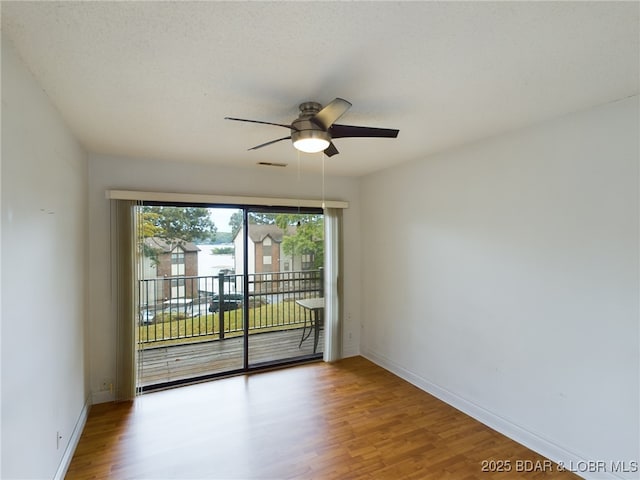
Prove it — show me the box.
[297,149,301,224]
[321,151,326,210]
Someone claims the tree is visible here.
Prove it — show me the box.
[276,214,324,269]
[141,211,164,238]
[249,212,278,225]
[214,232,234,244]
[229,211,243,237]
[142,206,217,243]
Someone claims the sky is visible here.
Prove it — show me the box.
[209,208,237,233]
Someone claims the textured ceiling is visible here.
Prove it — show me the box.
[2,1,638,176]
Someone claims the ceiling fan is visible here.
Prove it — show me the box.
[225,98,399,157]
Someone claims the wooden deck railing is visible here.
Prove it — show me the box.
[138,269,323,346]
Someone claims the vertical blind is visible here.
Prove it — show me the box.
[111,200,137,401]
[323,208,343,362]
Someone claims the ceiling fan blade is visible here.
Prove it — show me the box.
[248,136,291,151]
[311,98,352,129]
[329,124,399,139]
[324,142,339,157]
[225,117,294,130]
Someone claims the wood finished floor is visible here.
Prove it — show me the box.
[67,357,579,480]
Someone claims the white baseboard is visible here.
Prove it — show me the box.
[360,350,632,480]
[342,344,359,358]
[54,395,91,480]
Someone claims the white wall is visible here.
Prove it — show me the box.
[88,155,361,402]
[360,96,639,479]
[1,37,89,479]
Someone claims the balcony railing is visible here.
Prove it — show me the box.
[138,269,323,346]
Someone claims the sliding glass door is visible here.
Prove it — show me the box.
[245,208,325,366]
[135,203,324,391]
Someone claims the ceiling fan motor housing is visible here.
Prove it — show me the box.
[298,101,322,116]
[291,122,330,144]
[291,102,330,144]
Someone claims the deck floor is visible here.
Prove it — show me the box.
[139,327,324,388]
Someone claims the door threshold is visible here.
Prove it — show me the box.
[139,354,323,394]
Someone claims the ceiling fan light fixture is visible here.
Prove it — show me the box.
[293,137,330,153]
[292,130,330,153]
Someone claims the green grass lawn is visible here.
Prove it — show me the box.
[138,301,308,348]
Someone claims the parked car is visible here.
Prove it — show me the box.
[161,298,199,318]
[139,309,155,325]
[208,293,243,313]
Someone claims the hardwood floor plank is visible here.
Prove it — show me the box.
[67,357,579,479]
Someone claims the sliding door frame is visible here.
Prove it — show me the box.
[135,200,327,392]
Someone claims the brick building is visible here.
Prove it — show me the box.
[141,237,200,303]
